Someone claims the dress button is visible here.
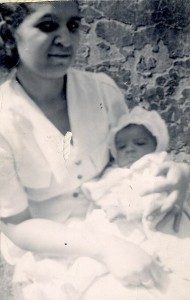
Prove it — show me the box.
[73,192,79,198]
[77,174,83,179]
[75,160,82,166]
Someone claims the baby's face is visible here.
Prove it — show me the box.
[115,124,157,167]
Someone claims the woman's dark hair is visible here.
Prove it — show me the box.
[0,1,80,71]
[0,3,34,70]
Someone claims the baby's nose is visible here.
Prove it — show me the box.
[125,143,135,152]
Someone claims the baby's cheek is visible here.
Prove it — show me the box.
[116,153,127,168]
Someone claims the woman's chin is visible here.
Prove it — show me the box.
[38,66,70,80]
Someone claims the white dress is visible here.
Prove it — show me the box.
[0,68,127,300]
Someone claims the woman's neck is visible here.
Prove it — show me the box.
[16,66,66,106]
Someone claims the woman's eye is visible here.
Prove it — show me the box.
[36,21,59,33]
[67,20,80,33]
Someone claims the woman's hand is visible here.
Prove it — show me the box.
[103,238,164,288]
[141,162,190,232]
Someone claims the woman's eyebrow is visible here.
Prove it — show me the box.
[36,14,82,22]
[36,13,57,21]
[69,16,82,22]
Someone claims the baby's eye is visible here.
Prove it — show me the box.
[67,20,80,33]
[117,145,126,150]
[136,141,146,146]
[36,21,59,33]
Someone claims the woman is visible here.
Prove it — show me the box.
[0,1,189,300]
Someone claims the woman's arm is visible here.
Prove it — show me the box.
[1,208,163,288]
[1,208,103,259]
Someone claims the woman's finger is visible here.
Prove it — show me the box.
[183,202,190,219]
[150,261,170,290]
[184,208,190,220]
[141,276,155,288]
[140,177,174,196]
[142,161,185,196]
[173,211,182,232]
[143,199,163,219]
[125,273,154,288]
[144,191,176,218]
[150,261,165,285]
[155,209,175,230]
[122,273,141,287]
[154,161,178,181]
[140,264,160,288]
[145,208,161,221]
[156,202,183,232]
[153,162,170,176]
[159,190,179,213]
[123,279,142,287]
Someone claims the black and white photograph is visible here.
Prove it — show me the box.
[0,1,190,299]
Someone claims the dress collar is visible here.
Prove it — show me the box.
[9,71,79,183]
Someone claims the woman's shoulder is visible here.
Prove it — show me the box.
[0,78,16,112]
[0,77,15,105]
[69,68,118,88]
[0,78,19,137]
[0,77,12,91]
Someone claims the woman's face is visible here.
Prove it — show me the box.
[14,1,80,79]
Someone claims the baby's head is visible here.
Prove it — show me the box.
[109,107,169,168]
[115,123,157,168]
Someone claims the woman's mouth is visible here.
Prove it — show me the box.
[49,53,71,57]
[48,53,72,60]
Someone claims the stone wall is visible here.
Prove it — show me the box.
[74,0,190,161]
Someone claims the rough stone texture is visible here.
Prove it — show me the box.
[74,0,190,159]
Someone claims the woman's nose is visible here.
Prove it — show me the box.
[54,27,72,48]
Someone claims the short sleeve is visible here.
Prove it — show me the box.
[0,135,28,218]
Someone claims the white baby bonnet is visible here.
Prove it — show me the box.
[109,106,169,159]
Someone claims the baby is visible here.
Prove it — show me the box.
[82,106,170,223]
